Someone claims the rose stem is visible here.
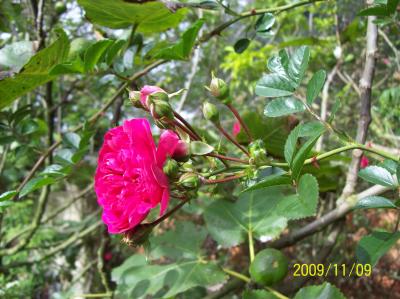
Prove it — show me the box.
[150,197,189,226]
[215,123,250,157]
[201,173,247,184]
[207,153,248,164]
[173,111,202,140]
[226,103,252,142]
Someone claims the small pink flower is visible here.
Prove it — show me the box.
[382,58,390,65]
[104,252,113,261]
[360,155,369,169]
[232,121,241,137]
[140,85,165,108]
[95,118,180,234]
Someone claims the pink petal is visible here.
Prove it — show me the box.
[140,85,165,107]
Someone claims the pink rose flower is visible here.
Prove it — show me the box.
[95,118,180,234]
[232,121,241,137]
[140,85,165,108]
[360,155,369,169]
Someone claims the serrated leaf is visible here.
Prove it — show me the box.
[40,164,68,178]
[284,125,301,166]
[204,187,289,247]
[299,121,325,137]
[20,177,56,198]
[294,282,346,299]
[356,231,400,266]
[0,190,17,201]
[77,0,187,32]
[241,173,291,193]
[105,40,126,65]
[291,131,323,180]
[64,132,81,149]
[190,141,214,155]
[256,73,296,97]
[306,70,326,105]
[255,13,275,33]
[49,58,85,75]
[276,174,319,219]
[234,38,250,54]
[288,46,310,85]
[149,222,207,261]
[153,19,204,60]
[354,196,397,210]
[0,29,69,110]
[378,159,398,174]
[112,255,226,299]
[387,0,400,13]
[84,39,114,72]
[358,166,397,188]
[264,97,305,117]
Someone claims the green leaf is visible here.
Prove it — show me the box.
[306,70,326,105]
[299,121,325,137]
[243,290,276,299]
[0,29,69,110]
[397,162,400,184]
[204,187,289,247]
[255,13,275,35]
[264,97,305,117]
[0,190,17,201]
[149,222,207,261]
[276,174,319,220]
[294,282,346,299]
[40,164,68,178]
[190,141,214,155]
[0,200,14,211]
[358,4,390,16]
[49,58,85,75]
[356,231,400,266]
[153,19,204,60]
[234,38,250,54]
[358,166,397,188]
[354,195,397,210]
[0,41,34,71]
[78,0,187,32]
[105,40,126,65]
[328,98,341,123]
[378,159,398,174]
[84,39,114,72]
[288,46,310,85]
[291,131,323,180]
[284,125,301,166]
[64,132,81,149]
[20,177,56,198]
[112,256,226,298]
[387,0,400,13]
[241,173,291,193]
[256,73,296,97]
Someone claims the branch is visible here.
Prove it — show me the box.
[268,184,389,249]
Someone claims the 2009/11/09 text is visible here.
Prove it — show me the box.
[293,263,372,277]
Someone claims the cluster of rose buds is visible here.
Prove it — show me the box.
[94,73,267,245]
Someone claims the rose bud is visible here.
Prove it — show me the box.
[172,140,190,162]
[149,99,174,121]
[129,90,144,109]
[249,139,268,165]
[163,158,180,178]
[178,173,200,190]
[232,120,241,138]
[208,72,230,103]
[203,102,220,124]
[360,155,369,169]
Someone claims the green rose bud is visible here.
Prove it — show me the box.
[129,90,144,109]
[208,72,230,103]
[163,159,180,178]
[249,139,268,165]
[179,173,200,190]
[203,102,220,124]
[150,100,174,121]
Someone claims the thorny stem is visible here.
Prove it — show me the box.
[173,111,202,140]
[207,153,248,164]
[221,268,289,299]
[226,103,252,142]
[201,173,247,184]
[215,123,250,157]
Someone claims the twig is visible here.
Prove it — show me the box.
[215,123,249,156]
[226,103,252,142]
